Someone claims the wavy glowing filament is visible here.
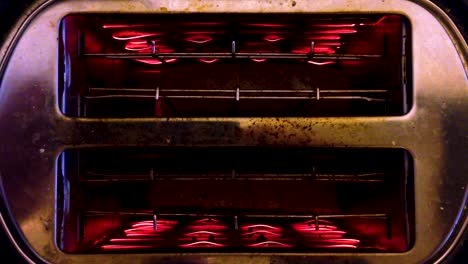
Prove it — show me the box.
[264,35,284,42]
[126,233,162,237]
[243,230,282,238]
[313,24,356,28]
[292,223,338,230]
[307,60,335,65]
[311,29,357,34]
[100,245,157,250]
[187,224,227,230]
[297,230,346,236]
[112,31,160,40]
[134,59,162,65]
[180,241,225,248]
[186,35,213,44]
[109,238,163,243]
[131,220,177,227]
[312,244,358,249]
[184,231,223,237]
[241,224,281,231]
[199,59,219,64]
[306,238,360,245]
[252,59,267,62]
[247,241,293,248]
[194,218,220,223]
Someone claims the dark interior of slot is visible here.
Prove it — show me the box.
[57,147,414,253]
[59,14,411,117]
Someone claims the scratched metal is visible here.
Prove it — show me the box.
[0,0,467,263]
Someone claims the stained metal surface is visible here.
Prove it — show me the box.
[0,0,467,263]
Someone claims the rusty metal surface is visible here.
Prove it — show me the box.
[0,0,467,263]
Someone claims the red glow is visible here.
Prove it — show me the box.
[307,60,335,66]
[292,223,338,230]
[316,42,341,46]
[188,224,227,230]
[241,224,281,231]
[302,234,345,239]
[375,16,389,25]
[164,59,178,63]
[186,35,213,44]
[306,238,360,245]
[307,35,341,40]
[243,230,282,238]
[264,35,284,42]
[315,47,336,53]
[199,59,219,64]
[100,245,157,250]
[247,241,293,248]
[194,218,219,223]
[112,31,160,40]
[134,59,162,65]
[124,226,173,233]
[126,233,162,237]
[311,244,358,249]
[109,238,163,243]
[249,23,287,27]
[292,47,335,54]
[252,59,267,62]
[184,231,224,238]
[298,229,346,237]
[313,24,356,28]
[131,220,177,227]
[125,42,150,51]
[180,241,225,248]
[310,29,357,34]
[103,24,158,29]
[136,47,174,53]
[296,219,334,225]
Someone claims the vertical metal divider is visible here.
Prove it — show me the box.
[401,20,408,114]
[403,149,412,248]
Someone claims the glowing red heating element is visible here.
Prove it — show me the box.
[134,58,178,65]
[309,29,358,34]
[199,59,219,64]
[180,241,225,248]
[293,219,360,249]
[187,218,228,231]
[313,23,356,28]
[240,224,292,248]
[307,60,335,66]
[264,35,284,42]
[179,219,229,248]
[100,219,178,250]
[112,31,161,40]
[292,47,336,54]
[248,241,293,248]
[186,35,213,44]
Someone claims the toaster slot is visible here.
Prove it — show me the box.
[57,147,414,253]
[59,14,411,117]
